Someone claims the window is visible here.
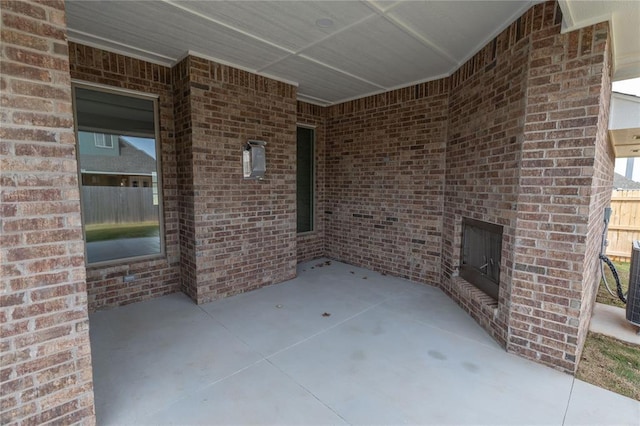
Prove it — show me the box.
[297,126,314,233]
[94,133,114,148]
[73,84,163,264]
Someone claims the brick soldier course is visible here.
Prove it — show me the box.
[1,0,614,423]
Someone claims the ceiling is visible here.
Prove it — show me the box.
[66,1,639,106]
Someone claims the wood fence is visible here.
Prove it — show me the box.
[606,189,640,262]
[82,186,158,224]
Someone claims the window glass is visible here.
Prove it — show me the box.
[74,86,163,264]
[297,127,314,233]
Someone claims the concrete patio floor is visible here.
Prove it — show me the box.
[89,258,640,425]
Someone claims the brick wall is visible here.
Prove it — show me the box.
[441,15,530,346]
[322,1,612,373]
[175,55,298,304]
[68,43,181,311]
[0,1,95,424]
[70,46,301,307]
[172,57,198,300]
[509,13,613,371]
[579,26,613,361]
[296,101,326,262]
[325,81,448,284]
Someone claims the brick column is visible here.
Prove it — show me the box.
[172,57,198,300]
[508,10,612,372]
[172,55,298,304]
[1,0,96,423]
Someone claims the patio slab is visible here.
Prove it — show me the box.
[89,258,640,425]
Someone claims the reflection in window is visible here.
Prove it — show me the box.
[94,133,115,148]
[74,86,163,264]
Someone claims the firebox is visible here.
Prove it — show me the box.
[460,218,503,300]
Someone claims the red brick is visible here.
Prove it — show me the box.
[10,79,70,99]
[1,61,52,81]
[2,217,64,233]
[2,188,62,203]
[0,402,37,425]
[0,126,58,142]
[0,320,30,339]
[1,11,65,39]
[1,94,54,112]
[25,229,82,245]
[1,1,46,19]
[11,298,69,320]
[1,2,95,423]
[12,113,73,129]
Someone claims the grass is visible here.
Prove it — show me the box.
[576,332,640,401]
[85,222,159,243]
[578,259,638,401]
[596,260,630,308]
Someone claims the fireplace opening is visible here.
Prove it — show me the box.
[460,218,503,300]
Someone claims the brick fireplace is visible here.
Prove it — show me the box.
[325,2,614,373]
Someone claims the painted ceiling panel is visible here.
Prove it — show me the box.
[262,56,382,104]
[303,16,451,88]
[388,1,528,62]
[171,0,376,52]
[66,1,290,71]
[65,0,637,105]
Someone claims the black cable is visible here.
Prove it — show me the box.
[599,254,626,304]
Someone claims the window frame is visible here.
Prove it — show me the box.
[296,124,316,234]
[72,81,165,267]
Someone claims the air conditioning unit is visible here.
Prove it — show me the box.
[626,241,640,327]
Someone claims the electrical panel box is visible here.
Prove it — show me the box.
[243,140,266,180]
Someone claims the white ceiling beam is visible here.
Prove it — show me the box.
[297,93,333,106]
[67,28,175,67]
[363,0,458,67]
[181,50,299,88]
[256,13,379,75]
[297,54,386,90]
[382,14,459,67]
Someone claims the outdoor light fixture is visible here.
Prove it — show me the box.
[243,140,267,180]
